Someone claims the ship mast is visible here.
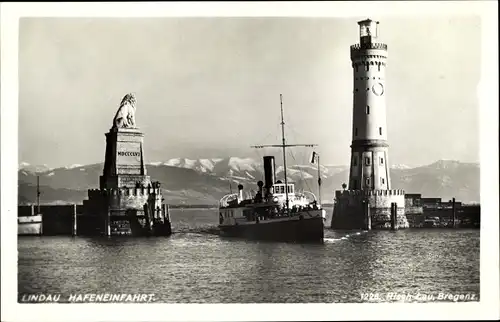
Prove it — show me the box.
[280,94,289,212]
[251,94,318,213]
[315,153,322,206]
[37,175,40,214]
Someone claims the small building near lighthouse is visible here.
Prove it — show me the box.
[331,19,409,230]
[80,93,172,236]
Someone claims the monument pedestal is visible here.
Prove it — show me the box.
[100,127,151,190]
[81,97,172,237]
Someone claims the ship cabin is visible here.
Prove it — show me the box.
[271,181,314,209]
[269,181,299,206]
[272,182,295,195]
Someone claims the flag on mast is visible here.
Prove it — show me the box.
[310,151,317,164]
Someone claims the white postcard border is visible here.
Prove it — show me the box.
[1,1,498,321]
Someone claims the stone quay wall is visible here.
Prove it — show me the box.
[18,204,84,235]
[331,189,409,230]
[17,204,101,236]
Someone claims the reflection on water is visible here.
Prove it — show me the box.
[18,208,479,303]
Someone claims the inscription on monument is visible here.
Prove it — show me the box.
[118,151,141,157]
[116,141,142,166]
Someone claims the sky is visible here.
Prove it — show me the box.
[18,15,481,168]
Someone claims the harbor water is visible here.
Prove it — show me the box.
[18,208,480,303]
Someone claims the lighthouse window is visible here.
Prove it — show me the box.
[380,157,384,164]
[381,178,385,184]
[366,177,370,186]
[379,127,382,135]
[366,106,370,114]
[365,157,371,165]
[353,156,358,166]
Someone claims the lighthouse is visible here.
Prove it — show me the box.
[349,19,390,191]
[331,19,409,230]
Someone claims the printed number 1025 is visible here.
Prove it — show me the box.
[360,293,381,301]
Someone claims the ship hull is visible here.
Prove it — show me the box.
[219,216,324,243]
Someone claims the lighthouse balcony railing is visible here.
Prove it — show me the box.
[350,43,387,51]
[335,189,405,198]
[350,43,388,60]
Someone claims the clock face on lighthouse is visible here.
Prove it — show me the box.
[372,83,384,96]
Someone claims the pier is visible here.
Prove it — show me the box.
[18,203,173,236]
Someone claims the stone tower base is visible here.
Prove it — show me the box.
[82,185,171,236]
[331,189,409,230]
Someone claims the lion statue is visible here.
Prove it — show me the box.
[112,93,137,129]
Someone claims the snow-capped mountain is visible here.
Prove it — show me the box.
[17,159,480,205]
[150,157,348,181]
[146,157,416,183]
[161,158,224,173]
[18,162,53,173]
[391,164,412,170]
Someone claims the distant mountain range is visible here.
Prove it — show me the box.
[18,158,480,205]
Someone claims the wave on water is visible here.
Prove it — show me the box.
[323,238,343,243]
[324,230,368,243]
[172,225,221,236]
[172,227,371,241]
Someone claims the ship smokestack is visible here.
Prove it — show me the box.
[238,184,244,203]
[263,156,276,195]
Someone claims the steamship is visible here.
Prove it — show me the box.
[218,95,326,243]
